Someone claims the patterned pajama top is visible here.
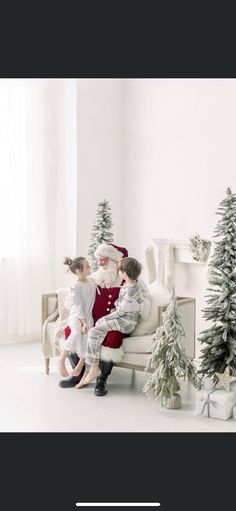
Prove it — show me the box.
[85,280,145,365]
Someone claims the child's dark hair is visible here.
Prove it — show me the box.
[63,256,86,274]
[118,257,142,281]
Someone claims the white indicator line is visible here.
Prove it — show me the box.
[76,504,160,508]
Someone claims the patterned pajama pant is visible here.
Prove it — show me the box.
[85,312,138,365]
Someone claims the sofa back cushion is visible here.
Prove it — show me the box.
[130,280,170,336]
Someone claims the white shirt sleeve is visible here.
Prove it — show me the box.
[72,284,86,320]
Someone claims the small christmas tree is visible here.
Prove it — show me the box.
[87,199,114,271]
[143,289,201,407]
[198,187,236,378]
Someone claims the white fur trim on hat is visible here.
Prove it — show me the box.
[100,345,124,363]
[94,243,123,262]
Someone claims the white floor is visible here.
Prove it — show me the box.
[0,340,236,432]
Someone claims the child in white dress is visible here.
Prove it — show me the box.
[58,256,96,378]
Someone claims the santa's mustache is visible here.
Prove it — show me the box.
[93,259,119,287]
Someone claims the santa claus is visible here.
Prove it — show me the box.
[59,242,151,396]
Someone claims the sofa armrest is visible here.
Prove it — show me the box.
[41,293,58,374]
[41,293,58,328]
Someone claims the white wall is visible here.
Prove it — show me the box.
[123,79,236,353]
[41,78,124,292]
[123,79,236,261]
[76,79,124,259]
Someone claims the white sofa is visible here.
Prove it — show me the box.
[41,293,195,374]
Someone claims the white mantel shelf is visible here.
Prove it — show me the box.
[152,238,212,265]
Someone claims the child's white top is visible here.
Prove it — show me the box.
[70,280,96,323]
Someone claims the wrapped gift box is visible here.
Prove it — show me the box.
[196,389,236,421]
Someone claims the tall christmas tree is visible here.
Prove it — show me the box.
[198,187,236,378]
[87,199,114,271]
[143,289,201,407]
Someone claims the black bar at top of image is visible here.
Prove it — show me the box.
[1,3,236,78]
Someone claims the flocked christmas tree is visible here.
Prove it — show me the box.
[87,199,114,271]
[143,288,201,407]
[198,187,236,378]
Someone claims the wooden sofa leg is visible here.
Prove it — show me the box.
[131,369,136,385]
[45,357,50,375]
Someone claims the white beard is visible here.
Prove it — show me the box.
[91,260,122,288]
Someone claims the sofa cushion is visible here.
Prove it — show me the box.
[122,335,154,353]
[131,280,170,336]
[121,353,151,367]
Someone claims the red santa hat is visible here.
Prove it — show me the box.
[94,243,128,261]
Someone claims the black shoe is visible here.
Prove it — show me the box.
[59,375,81,388]
[94,377,108,396]
[59,363,85,388]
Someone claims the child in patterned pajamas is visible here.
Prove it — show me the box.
[76,257,145,388]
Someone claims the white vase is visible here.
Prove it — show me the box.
[163,393,182,409]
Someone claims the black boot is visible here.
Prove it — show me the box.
[59,354,84,388]
[94,360,114,396]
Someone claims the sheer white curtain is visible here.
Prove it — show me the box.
[0,79,77,341]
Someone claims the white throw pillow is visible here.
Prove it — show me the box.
[130,280,170,336]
